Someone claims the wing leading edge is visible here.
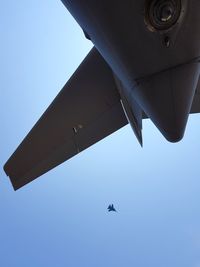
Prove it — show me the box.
[4,48,128,190]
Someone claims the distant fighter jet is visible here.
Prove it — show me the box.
[108,204,117,212]
[4,0,200,190]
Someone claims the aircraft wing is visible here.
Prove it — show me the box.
[4,48,128,190]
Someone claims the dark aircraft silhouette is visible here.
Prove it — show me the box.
[108,204,117,212]
[4,0,200,190]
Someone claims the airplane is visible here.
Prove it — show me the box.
[108,204,117,212]
[4,0,200,190]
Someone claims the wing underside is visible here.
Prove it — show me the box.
[4,48,128,190]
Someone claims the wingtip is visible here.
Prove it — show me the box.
[3,164,22,191]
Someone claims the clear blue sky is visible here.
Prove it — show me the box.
[1,1,200,267]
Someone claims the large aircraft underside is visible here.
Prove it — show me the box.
[4,0,200,190]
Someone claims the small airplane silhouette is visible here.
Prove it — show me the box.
[107,204,117,212]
